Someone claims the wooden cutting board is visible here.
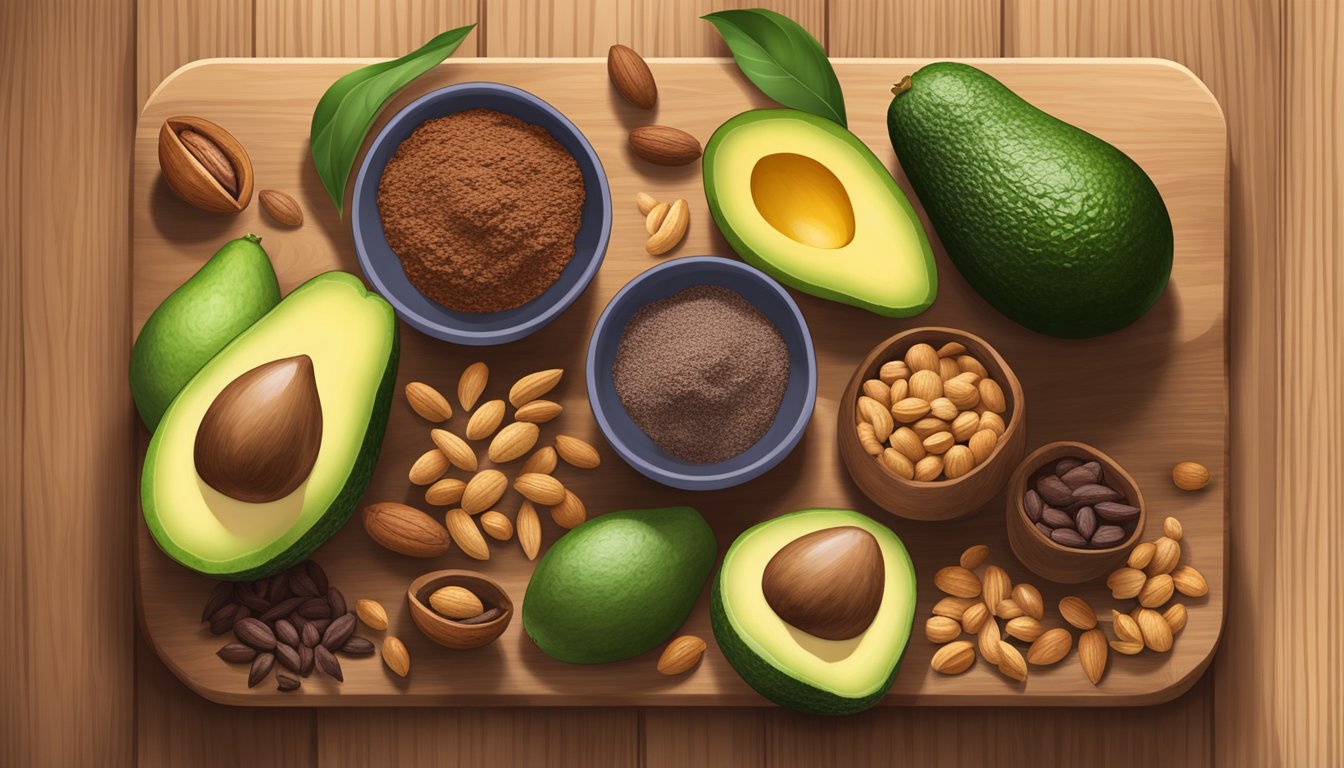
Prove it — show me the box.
[133,58,1227,707]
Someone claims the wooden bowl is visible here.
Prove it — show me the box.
[839,327,1026,521]
[407,570,514,649]
[1005,441,1147,584]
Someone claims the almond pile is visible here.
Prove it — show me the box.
[857,341,1008,481]
[636,192,690,256]
[1102,515,1205,659]
[365,362,602,564]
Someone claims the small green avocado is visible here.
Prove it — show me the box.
[703,109,937,317]
[130,234,280,430]
[523,507,716,664]
[141,272,398,580]
[886,62,1173,338]
[711,509,916,715]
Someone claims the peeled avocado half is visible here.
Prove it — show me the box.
[141,272,398,580]
[703,109,936,317]
[711,509,916,715]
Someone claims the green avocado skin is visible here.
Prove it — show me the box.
[130,234,280,429]
[887,62,1173,338]
[522,507,716,664]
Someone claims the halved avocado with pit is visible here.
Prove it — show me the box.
[141,272,399,580]
[703,109,936,317]
[711,508,916,715]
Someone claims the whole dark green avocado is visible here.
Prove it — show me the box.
[886,62,1173,338]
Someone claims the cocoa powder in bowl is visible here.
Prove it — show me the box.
[377,108,586,313]
[612,285,790,464]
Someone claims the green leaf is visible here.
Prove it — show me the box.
[703,9,845,127]
[309,24,476,214]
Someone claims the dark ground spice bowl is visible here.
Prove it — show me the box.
[585,256,817,491]
[351,82,611,346]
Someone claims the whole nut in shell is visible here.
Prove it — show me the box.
[259,189,303,227]
[158,116,254,213]
[362,502,451,558]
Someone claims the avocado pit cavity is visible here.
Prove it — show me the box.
[761,525,885,640]
[750,152,856,249]
[194,354,323,503]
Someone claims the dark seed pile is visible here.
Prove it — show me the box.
[612,284,790,464]
[200,560,375,692]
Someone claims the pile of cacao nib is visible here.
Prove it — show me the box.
[1023,456,1141,549]
[200,559,374,692]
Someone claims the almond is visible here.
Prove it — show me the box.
[857,422,882,456]
[934,566,981,598]
[1079,628,1107,684]
[1004,616,1045,642]
[480,510,514,541]
[890,427,925,461]
[445,508,490,560]
[978,618,1002,664]
[1139,573,1175,608]
[995,599,1025,620]
[943,445,975,478]
[903,343,939,372]
[880,448,914,480]
[1147,536,1181,576]
[950,411,980,442]
[635,191,658,215]
[978,379,1006,413]
[509,369,564,407]
[554,434,601,469]
[911,417,950,439]
[259,188,303,227]
[645,201,671,235]
[382,636,410,677]
[1026,628,1072,666]
[957,356,988,378]
[858,396,894,441]
[931,596,979,620]
[913,454,943,481]
[1171,565,1208,597]
[646,198,689,256]
[408,448,449,485]
[176,127,241,196]
[862,379,892,410]
[1110,638,1144,655]
[937,341,966,359]
[939,357,961,382]
[1171,461,1210,490]
[1012,583,1044,620]
[430,428,477,472]
[982,565,1011,616]
[362,502,451,557]
[1107,567,1146,599]
[968,429,998,465]
[515,399,563,423]
[892,397,931,423]
[516,501,542,560]
[466,399,506,440]
[488,421,540,463]
[1136,608,1173,652]
[429,586,483,619]
[628,125,701,166]
[997,641,1028,682]
[1059,596,1098,630]
[607,44,658,109]
[944,378,980,410]
[355,599,388,631]
[657,635,706,675]
[930,640,976,675]
[959,544,989,570]
[550,489,587,529]
[462,469,508,515]
[458,362,488,411]
[514,472,566,506]
[960,602,990,634]
[925,616,962,643]
[1163,516,1184,541]
[404,382,452,422]
[1111,609,1142,644]
[978,410,1006,436]
[1127,541,1157,569]
[879,360,910,384]
[425,477,466,507]
[1163,603,1188,633]
[928,397,958,422]
[520,446,559,475]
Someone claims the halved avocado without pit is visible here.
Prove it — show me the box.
[141,272,399,580]
[703,109,936,317]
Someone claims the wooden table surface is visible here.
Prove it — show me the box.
[1,0,1338,765]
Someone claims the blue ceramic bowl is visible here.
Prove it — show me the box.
[351,83,611,346]
[586,257,817,491]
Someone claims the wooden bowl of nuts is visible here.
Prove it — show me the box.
[838,327,1026,521]
[407,569,514,649]
[1005,441,1147,583]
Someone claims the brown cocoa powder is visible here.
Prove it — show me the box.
[377,108,586,313]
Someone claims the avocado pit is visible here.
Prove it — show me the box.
[761,525,885,640]
[750,152,856,249]
[194,354,323,503]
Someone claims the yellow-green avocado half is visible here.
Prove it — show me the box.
[141,272,399,580]
[711,509,916,715]
[703,109,936,317]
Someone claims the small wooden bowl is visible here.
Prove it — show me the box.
[838,327,1026,521]
[407,570,514,649]
[1005,441,1147,584]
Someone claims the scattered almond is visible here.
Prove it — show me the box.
[480,510,514,541]
[1171,461,1210,491]
[554,434,601,469]
[646,198,690,255]
[931,596,979,621]
[629,125,701,166]
[1111,610,1142,643]
[425,477,466,507]
[1058,596,1098,630]
[258,188,303,227]
[982,566,1011,615]
[925,616,962,643]
[1127,541,1156,570]
[657,635,707,675]
[1163,603,1188,634]
[408,448,449,485]
[550,490,587,529]
[959,544,989,570]
[995,599,1024,620]
[1106,567,1146,599]
[645,202,671,235]
[465,399,506,440]
[516,501,542,561]
[1026,628,1072,666]
[960,602,990,634]
[1110,638,1144,655]
[978,619,1002,665]
[934,566,981,598]
[931,640,976,675]
[1163,516,1184,541]
[635,191,658,215]
[997,641,1028,682]
[488,421,540,463]
[515,399,563,424]
[462,470,507,515]
[1079,628,1107,685]
[1012,583,1044,620]
[1004,616,1044,643]
[515,473,566,506]
[1146,536,1181,575]
[509,369,564,408]
[405,381,452,422]
[1138,573,1174,608]
[608,44,658,108]
[356,599,388,631]
[520,446,559,475]
[382,636,410,677]
[1136,608,1173,652]
[430,429,477,472]
[445,508,490,560]
[458,362,488,411]
[1171,565,1208,597]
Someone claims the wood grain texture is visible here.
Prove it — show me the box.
[255,0,481,56]
[133,58,1225,708]
[484,0,826,56]
[1004,3,1286,764]
[0,0,138,765]
[828,0,1001,57]
[1280,0,1343,762]
[137,0,253,109]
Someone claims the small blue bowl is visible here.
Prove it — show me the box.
[351,83,611,346]
[586,257,817,491]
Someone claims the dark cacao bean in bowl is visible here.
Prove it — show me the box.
[351,82,611,346]
[585,256,817,491]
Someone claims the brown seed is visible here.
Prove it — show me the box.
[1059,596,1098,630]
[628,125,702,166]
[201,582,235,623]
[554,435,601,469]
[178,128,240,196]
[273,619,300,649]
[322,613,357,651]
[298,598,331,620]
[1111,610,1142,643]
[248,652,274,688]
[217,643,257,664]
[645,202,671,235]
[298,644,314,676]
[457,607,502,626]
[930,640,976,675]
[234,618,277,650]
[1078,628,1107,685]
[362,502,452,558]
[275,643,301,674]
[276,674,301,692]
[341,636,376,657]
[327,587,346,618]
[258,188,303,226]
[1026,628,1072,666]
[458,362,488,411]
[1127,541,1157,569]
[260,596,304,624]
[550,489,587,529]
[934,566,981,598]
[516,501,542,561]
[1163,516,1184,541]
[959,544,989,570]
[429,586,484,619]
[315,644,343,681]
[1147,536,1182,576]
[382,636,410,677]
[607,44,658,108]
[520,446,559,475]
[356,599,388,631]
[995,599,1025,620]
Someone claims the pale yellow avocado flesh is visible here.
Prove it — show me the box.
[719,511,915,698]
